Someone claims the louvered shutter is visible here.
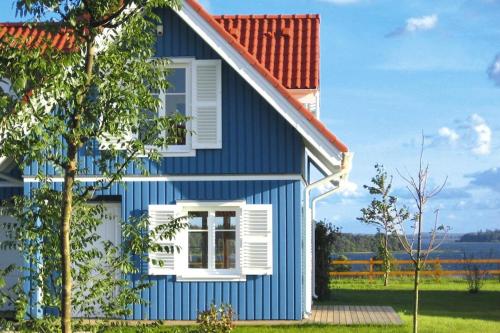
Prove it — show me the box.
[192,60,222,149]
[241,204,273,275]
[148,205,180,275]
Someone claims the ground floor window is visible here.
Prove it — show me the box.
[148,201,273,280]
[186,208,238,272]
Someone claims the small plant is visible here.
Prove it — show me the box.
[463,253,487,293]
[432,261,443,283]
[197,304,235,333]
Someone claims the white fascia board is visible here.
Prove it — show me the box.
[23,174,302,183]
[177,4,343,166]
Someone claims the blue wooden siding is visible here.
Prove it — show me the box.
[25,180,303,320]
[25,7,304,177]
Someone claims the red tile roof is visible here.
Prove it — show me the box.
[187,0,348,153]
[0,23,75,52]
[213,15,319,90]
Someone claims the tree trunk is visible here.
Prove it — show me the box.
[59,37,95,332]
[413,211,423,333]
[413,262,420,333]
[60,146,77,333]
[383,232,389,287]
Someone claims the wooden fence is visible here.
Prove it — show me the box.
[329,258,500,278]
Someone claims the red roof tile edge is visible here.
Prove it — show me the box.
[185,0,348,153]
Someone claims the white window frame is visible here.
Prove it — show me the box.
[176,200,246,282]
[147,58,196,157]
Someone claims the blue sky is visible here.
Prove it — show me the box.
[1,0,499,234]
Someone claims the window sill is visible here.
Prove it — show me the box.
[176,272,246,282]
[158,149,196,157]
[142,146,197,158]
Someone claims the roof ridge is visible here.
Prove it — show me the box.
[212,14,320,19]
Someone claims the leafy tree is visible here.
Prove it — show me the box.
[0,1,186,332]
[395,138,449,333]
[331,233,405,253]
[358,164,409,286]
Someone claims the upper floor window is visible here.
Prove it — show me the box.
[100,58,222,156]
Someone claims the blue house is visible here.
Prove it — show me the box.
[0,0,352,321]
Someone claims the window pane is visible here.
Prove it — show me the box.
[215,231,236,269]
[215,211,236,230]
[166,68,186,93]
[188,232,208,269]
[165,95,186,116]
[188,212,208,230]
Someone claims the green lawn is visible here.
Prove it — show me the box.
[105,278,500,333]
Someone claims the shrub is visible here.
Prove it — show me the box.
[197,304,235,333]
[315,221,341,300]
[331,254,352,272]
[463,253,487,293]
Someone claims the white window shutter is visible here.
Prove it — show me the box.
[192,60,222,149]
[148,205,182,275]
[241,204,273,275]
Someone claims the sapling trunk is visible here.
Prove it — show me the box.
[413,263,420,333]
[412,212,423,333]
[384,231,390,287]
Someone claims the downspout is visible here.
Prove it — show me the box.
[311,185,342,299]
[303,152,353,317]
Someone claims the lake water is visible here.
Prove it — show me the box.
[338,241,500,272]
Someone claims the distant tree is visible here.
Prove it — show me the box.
[358,164,409,286]
[459,229,500,243]
[315,220,341,300]
[394,138,449,333]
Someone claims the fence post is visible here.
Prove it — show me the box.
[369,257,374,281]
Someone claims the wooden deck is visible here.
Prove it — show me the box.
[70,305,403,327]
[306,305,403,325]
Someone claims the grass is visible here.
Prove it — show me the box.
[105,277,500,332]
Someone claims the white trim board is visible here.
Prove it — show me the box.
[177,4,343,172]
[0,182,23,188]
[23,174,302,183]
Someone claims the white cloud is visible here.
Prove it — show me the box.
[339,180,361,197]
[438,127,459,144]
[405,15,438,32]
[425,114,492,156]
[386,14,438,37]
[319,0,362,5]
[470,114,492,155]
[315,179,361,198]
[487,54,500,86]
